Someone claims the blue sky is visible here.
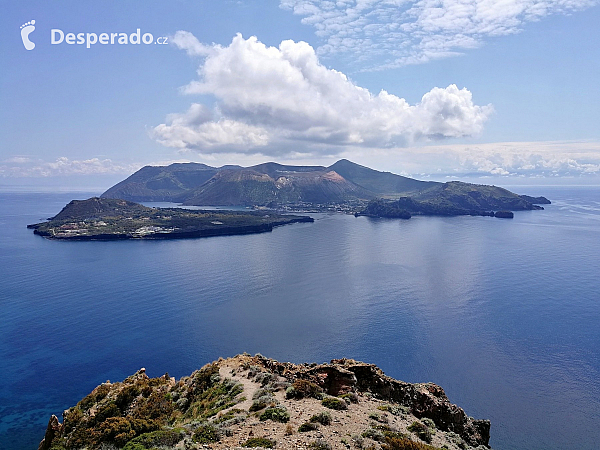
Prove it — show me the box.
[2,0,600,189]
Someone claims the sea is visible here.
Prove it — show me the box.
[0,186,599,450]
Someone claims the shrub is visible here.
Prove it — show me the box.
[309,411,332,426]
[377,405,409,416]
[95,417,160,448]
[298,422,319,432]
[286,379,323,399]
[381,435,442,450]
[253,388,273,400]
[407,421,432,444]
[193,364,220,393]
[260,406,290,423]
[243,437,276,448]
[132,391,174,421]
[340,393,359,404]
[361,428,385,442]
[115,385,141,412]
[122,430,184,450]
[421,418,436,431]
[250,394,277,411]
[368,412,388,423]
[214,408,246,424]
[285,423,294,435]
[351,434,364,448]
[185,378,244,419]
[321,397,347,410]
[192,423,220,443]
[271,380,291,391]
[255,372,273,386]
[309,439,332,450]
[77,384,112,411]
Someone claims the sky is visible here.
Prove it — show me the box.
[2,0,600,190]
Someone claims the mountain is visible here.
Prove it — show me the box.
[38,354,491,450]
[50,197,152,221]
[328,159,438,195]
[101,163,221,202]
[410,181,545,212]
[358,181,547,218]
[182,163,374,206]
[101,160,550,212]
[99,160,441,205]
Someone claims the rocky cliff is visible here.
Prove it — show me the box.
[39,354,491,450]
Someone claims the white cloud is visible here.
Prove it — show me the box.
[153,33,492,155]
[280,0,598,68]
[0,157,141,178]
[342,140,600,177]
[171,31,214,57]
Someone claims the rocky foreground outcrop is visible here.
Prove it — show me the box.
[39,354,491,450]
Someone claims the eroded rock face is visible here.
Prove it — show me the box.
[38,415,62,450]
[39,354,491,450]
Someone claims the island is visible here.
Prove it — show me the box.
[27,197,313,241]
[99,159,550,218]
[356,181,548,219]
[38,354,491,450]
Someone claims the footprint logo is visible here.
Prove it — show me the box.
[20,20,36,50]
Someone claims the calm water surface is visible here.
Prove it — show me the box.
[0,186,599,450]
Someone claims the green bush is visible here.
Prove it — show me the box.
[340,392,359,404]
[309,411,332,425]
[321,397,347,410]
[309,438,332,450]
[242,437,276,448]
[407,421,432,444]
[285,379,323,399]
[361,428,385,442]
[122,430,184,450]
[298,422,319,432]
[381,435,442,450]
[378,404,409,416]
[369,412,388,423]
[250,394,276,411]
[253,388,274,400]
[260,406,290,423]
[192,423,220,443]
[421,418,436,431]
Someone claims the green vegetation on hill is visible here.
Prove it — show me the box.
[358,180,549,218]
[100,160,549,213]
[27,197,313,240]
[38,354,491,450]
[328,159,437,195]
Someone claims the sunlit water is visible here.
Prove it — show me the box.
[0,186,599,450]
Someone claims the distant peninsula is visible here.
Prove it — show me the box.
[27,197,313,241]
[38,354,491,450]
[100,159,549,218]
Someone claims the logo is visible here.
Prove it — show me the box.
[51,28,168,48]
[20,20,36,50]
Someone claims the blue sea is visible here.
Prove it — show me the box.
[1,186,599,450]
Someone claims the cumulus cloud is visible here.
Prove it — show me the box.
[349,140,600,178]
[0,157,140,178]
[153,33,492,154]
[280,0,597,68]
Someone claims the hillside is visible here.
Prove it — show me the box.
[101,160,549,213]
[101,163,223,202]
[38,354,491,450]
[328,159,437,196]
[358,181,549,218]
[28,197,313,240]
[182,165,373,206]
[100,160,439,205]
